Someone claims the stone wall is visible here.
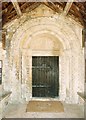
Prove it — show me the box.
[3,4,85,104]
[0,42,5,90]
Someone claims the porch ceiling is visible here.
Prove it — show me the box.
[1,1,86,27]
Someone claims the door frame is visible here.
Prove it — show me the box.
[31,50,61,100]
[21,49,65,101]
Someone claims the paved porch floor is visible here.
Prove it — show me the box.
[1,101,84,118]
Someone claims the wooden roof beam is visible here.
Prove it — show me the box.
[63,0,74,16]
[11,0,22,17]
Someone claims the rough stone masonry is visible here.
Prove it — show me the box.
[1,4,85,104]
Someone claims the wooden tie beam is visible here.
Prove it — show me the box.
[11,0,22,17]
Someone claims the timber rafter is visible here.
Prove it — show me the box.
[2,2,86,27]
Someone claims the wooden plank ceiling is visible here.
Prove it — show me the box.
[2,2,86,27]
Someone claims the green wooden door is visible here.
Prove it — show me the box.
[32,56,59,98]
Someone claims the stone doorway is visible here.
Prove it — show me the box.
[32,56,59,98]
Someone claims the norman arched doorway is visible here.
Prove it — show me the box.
[6,15,84,104]
[21,32,66,101]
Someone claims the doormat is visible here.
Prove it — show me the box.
[26,101,64,112]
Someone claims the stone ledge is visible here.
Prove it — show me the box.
[0,91,12,102]
[0,91,12,118]
[77,92,86,102]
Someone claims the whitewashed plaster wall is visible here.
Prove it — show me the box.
[3,4,85,104]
